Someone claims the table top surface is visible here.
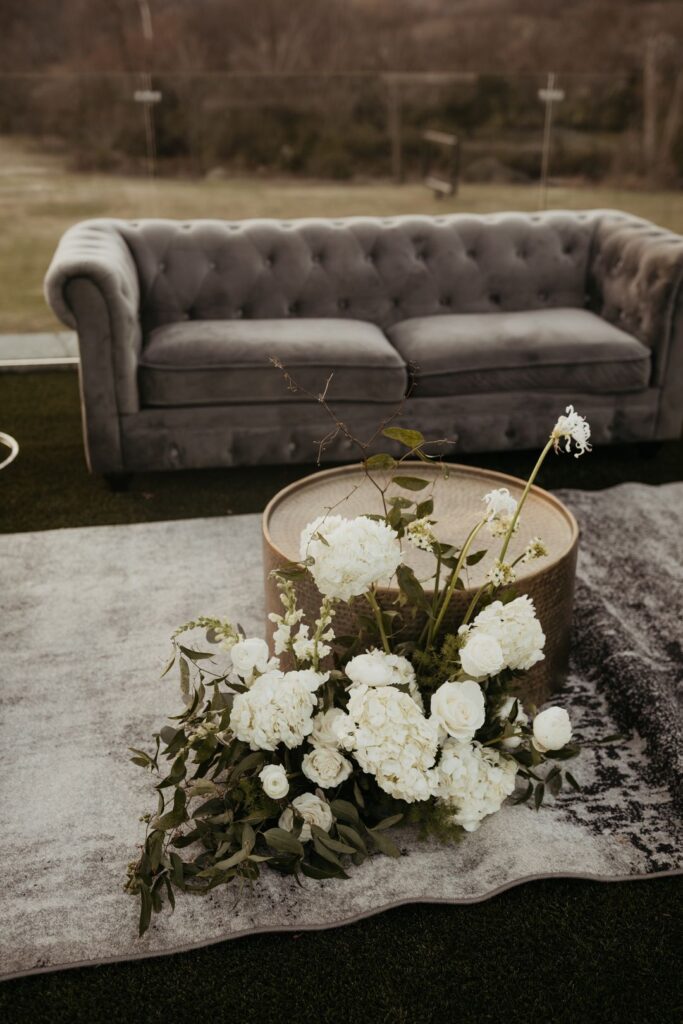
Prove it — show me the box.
[263,461,578,589]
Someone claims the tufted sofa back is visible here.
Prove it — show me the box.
[115,211,602,336]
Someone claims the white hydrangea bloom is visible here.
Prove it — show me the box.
[459,595,546,673]
[345,648,422,706]
[341,683,439,803]
[405,517,437,551]
[551,405,592,457]
[483,487,518,537]
[437,740,518,832]
[279,792,333,842]
[497,695,529,749]
[302,745,353,788]
[521,537,549,564]
[229,668,327,751]
[485,560,516,587]
[300,515,402,602]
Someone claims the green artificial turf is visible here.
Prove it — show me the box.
[1,371,682,534]
[0,370,681,1023]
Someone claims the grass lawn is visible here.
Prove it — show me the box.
[0,371,681,1022]
[2,134,683,333]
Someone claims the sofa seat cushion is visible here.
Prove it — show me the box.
[386,308,651,396]
[139,318,407,407]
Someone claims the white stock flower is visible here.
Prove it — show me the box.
[300,515,401,602]
[532,706,572,752]
[343,684,439,803]
[437,740,518,832]
[483,488,518,537]
[230,637,276,683]
[345,649,422,704]
[430,680,486,742]
[497,696,529,749]
[459,595,545,673]
[521,537,548,564]
[459,632,505,679]
[405,517,437,551]
[279,792,333,842]
[302,746,353,788]
[229,668,327,751]
[259,763,289,799]
[485,560,516,587]
[551,405,592,458]
[310,707,347,748]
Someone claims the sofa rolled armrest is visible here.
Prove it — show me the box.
[44,220,142,416]
[588,213,683,438]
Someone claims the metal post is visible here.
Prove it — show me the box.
[137,0,157,179]
[387,76,403,184]
[538,72,563,210]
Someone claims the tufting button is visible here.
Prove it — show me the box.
[392,298,400,307]
[235,307,243,318]
[489,293,501,304]
[169,444,180,461]
[467,250,478,260]
[440,296,452,306]
[288,441,297,454]
[538,290,548,302]
[505,427,515,440]
[338,298,349,311]
[208,260,217,270]
[265,255,274,267]
[159,262,166,271]
[288,302,299,315]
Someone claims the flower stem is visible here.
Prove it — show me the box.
[428,518,487,649]
[498,437,554,563]
[366,589,391,653]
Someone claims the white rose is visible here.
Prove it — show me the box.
[279,792,334,842]
[302,746,353,788]
[497,696,529,749]
[299,515,401,602]
[460,595,546,673]
[230,637,275,683]
[310,707,347,748]
[532,706,572,752]
[258,763,289,800]
[459,632,505,679]
[430,680,486,742]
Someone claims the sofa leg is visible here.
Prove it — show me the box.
[103,472,132,492]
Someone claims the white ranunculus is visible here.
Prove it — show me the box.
[258,763,289,799]
[551,405,592,458]
[299,515,401,602]
[230,637,276,683]
[483,487,518,537]
[437,740,518,832]
[279,792,334,842]
[459,595,546,673]
[342,683,439,803]
[229,669,328,751]
[310,707,347,749]
[532,706,572,752]
[302,746,353,788]
[430,680,486,742]
[345,649,422,705]
[459,631,505,679]
[497,696,529,749]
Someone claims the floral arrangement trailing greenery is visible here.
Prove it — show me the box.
[126,405,590,936]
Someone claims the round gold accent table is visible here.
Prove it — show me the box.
[262,462,579,705]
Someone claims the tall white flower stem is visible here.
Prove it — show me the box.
[366,588,391,654]
[498,437,554,564]
[428,518,487,649]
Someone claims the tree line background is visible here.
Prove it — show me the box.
[1,0,682,185]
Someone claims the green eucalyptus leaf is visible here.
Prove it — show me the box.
[365,453,397,470]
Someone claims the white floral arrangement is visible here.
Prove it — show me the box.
[127,407,589,936]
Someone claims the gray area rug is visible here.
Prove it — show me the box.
[1,484,681,981]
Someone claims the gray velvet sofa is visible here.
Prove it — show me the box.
[44,210,683,474]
